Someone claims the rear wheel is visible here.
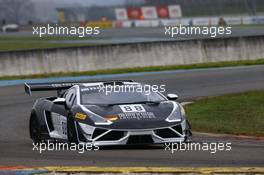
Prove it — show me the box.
[29,115,42,143]
[67,114,79,144]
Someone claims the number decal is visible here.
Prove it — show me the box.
[124,106,133,112]
[135,105,143,111]
[119,104,146,113]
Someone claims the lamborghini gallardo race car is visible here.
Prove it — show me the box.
[25,80,191,146]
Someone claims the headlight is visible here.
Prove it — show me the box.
[89,114,112,125]
[180,105,186,118]
[165,102,184,123]
[80,106,112,125]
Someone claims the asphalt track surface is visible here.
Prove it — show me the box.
[0,65,264,166]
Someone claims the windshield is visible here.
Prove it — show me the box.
[80,85,166,105]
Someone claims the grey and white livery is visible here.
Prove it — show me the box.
[25,80,192,146]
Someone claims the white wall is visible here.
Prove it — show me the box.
[0,36,263,76]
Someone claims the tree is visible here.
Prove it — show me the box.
[0,0,34,24]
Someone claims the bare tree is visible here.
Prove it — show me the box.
[0,0,34,24]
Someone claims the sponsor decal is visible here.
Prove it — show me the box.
[81,86,101,92]
[118,112,156,120]
[75,113,87,120]
[51,83,78,88]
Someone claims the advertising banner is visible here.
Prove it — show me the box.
[242,16,253,25]
[168,5,182,18]
[115,8,128,20]
[251,16,264,24]
[180,18,192,26]
[127,8,142,20]
[193,18,210,26]
[161,19,180,26]
[224,17,242,25]
[157,6,169,18]
[209,17,220,26]
[141,6,158,19]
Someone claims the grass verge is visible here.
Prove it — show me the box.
[185,90,264,137]
[0,36,94,52]
[0,59,263,80]
[0,42,93,52]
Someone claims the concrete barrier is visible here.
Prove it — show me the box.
[0,36,264,76]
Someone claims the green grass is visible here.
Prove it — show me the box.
[185,90,264,136]
[0,42,93,52]
[0,35,94,41]
[0,59,263,80]
[0,36,94,52]
[232,24,264,28]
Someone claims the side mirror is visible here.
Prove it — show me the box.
[53,98,66,105]
[167,94,178,101]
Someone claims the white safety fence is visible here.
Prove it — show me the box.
[113,16,264,28]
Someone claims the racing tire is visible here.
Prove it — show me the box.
[67,114,79,144]
[29,114,42,144]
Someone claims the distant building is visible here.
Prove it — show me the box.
[57,0,264,23]
[143,0,264,16]
[57,6,116,23]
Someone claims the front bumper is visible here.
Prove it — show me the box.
[78,120,191,146]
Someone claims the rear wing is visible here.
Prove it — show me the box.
[24,80,134,96]
[24,82,80,96]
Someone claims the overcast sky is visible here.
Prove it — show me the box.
[32,0,127,6]
[67,0,126,6]
[29,0,143,22]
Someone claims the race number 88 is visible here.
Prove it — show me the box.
[120,104,146,113]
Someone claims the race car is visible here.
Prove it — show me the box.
[25,80,191,146]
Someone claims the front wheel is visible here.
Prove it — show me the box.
[67,114,79,144]
[29,114,42,144]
